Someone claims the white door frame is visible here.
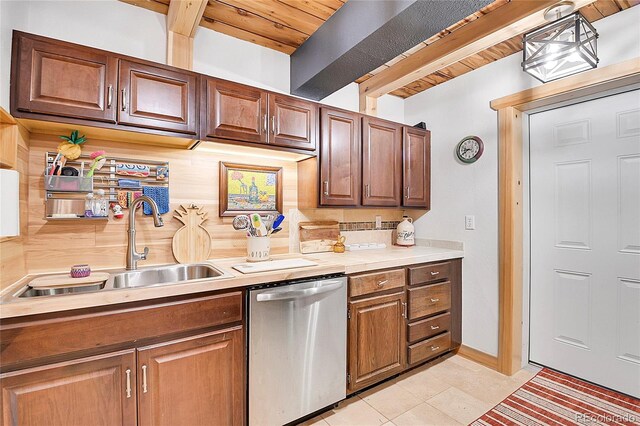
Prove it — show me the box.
[490,58,640,375]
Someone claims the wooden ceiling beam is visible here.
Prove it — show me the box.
[359,0,598,98]
[166,0,207,69]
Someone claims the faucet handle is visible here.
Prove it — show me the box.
[141,246,149,260]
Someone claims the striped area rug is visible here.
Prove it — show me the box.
[471,368,640,425]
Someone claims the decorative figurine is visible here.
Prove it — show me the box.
[111,202,124,219]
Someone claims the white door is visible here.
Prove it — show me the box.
[529,89,640,397]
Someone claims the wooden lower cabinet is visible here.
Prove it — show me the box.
[137,327,244,426]
[0,350,137,426]
[348,291,406,393]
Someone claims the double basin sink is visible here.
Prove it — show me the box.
[4,264,233,301]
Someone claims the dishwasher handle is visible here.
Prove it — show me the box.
[256,281,343,302]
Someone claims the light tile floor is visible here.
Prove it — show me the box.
[298,355,540,426]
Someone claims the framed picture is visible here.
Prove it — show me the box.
[219,162,283,217]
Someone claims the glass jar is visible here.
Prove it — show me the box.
[84,193,94,218]
[93,189,108,217]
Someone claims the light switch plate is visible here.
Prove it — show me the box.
[375,215,382,229]
[465,215,475,230]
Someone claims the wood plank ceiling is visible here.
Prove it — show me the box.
[121,0,637,98]
[120,0,346,54]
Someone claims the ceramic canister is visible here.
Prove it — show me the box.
[247,236,270,262]
[396,216,415,246]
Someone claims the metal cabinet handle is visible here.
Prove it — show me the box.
[365,184,370,198]
[271,116,276,134]
[263,114,268,132]
[401,302,407,318]
[405,186,410,199]
[107,85,113,108]
[377,279,388,287]
[430,298,440,303]
[323,181,329,196]
[121,88,127,111]
[125,368,132,398]
[430,271,440,276]
[430,345,440,352]
[141,365,148,393]
[430,325,440,330]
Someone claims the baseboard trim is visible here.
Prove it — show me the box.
[457,345,499,371]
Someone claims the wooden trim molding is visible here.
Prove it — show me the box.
[492,58,640,376]
[166,0,207,70]
[457,345,499,371]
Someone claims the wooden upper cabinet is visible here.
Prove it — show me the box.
[118,60,198,135]
[362,117,402,206]
[403,127,431,209]
[0,350,137,426]
[319,108,361,206]
[348,291,406,392]
[12,32,117,123]
[202,78,268,144]
[137,327,244,426]
[268,94,317,151]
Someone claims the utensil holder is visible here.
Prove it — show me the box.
[247,236,270,262]
[44,175,93,192]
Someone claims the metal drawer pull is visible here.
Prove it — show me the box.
[401,302,407,318]
[431,345,440,352]
[430,325,440,330]
[107,85,113,108]
[323,181,329,195]
[121,88,127,111]
[125,368,132,398]
[378,279,388,286]
[430,271,440,276]
[142,365,148,393]
[430,298,440,303]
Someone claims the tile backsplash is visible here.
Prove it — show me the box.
[339,221,401,231]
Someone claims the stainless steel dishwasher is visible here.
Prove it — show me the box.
[248,275,347,426]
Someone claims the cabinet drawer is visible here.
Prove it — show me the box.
[0,291,243,371]
[407,312,451,343]
[408,332,451,365]
[349,269,405,297]
[408,282,451,320]
[408,262,451,285]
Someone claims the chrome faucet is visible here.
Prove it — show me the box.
[126,195,164,270]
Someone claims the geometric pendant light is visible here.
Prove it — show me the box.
[522,2,598,83]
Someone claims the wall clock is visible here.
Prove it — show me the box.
[456,136,484,163]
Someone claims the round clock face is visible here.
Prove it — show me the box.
[456,136,484,163]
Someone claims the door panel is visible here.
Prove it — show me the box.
[14,35,117,122]
[269,94,317,151]
[348,291,406,392]
[402,127,431,208]
[0,350,136,426]
[362,117,402,206]
[137,327,244,426]
[529,89,640,398]
[319,108,360,206]
[118,60,197,134]
[203,78,267,144]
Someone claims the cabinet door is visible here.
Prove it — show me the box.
[203,78,268,144]
[118,60,198,134]
[0,350,136,426]
[319,108,361,206]
[137,327,244,426]
[362,117,402,206]
[13,34,117,123]
[403,127,431,208]
[268,94,317,151]
[348,292,406,392]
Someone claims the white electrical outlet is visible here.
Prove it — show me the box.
[465,215,475,230]
[375,215,382,229]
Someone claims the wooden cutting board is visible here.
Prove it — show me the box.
[299,221,340,254]
[172,204,212,264]
[232,258,318,274]
[30,272,110,289]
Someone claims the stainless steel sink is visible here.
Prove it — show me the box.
[109,264,226,289]
[2,264,232,302]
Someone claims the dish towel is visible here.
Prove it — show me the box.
[142,186,170,215]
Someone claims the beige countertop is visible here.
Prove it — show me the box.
[0,245,463,320]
